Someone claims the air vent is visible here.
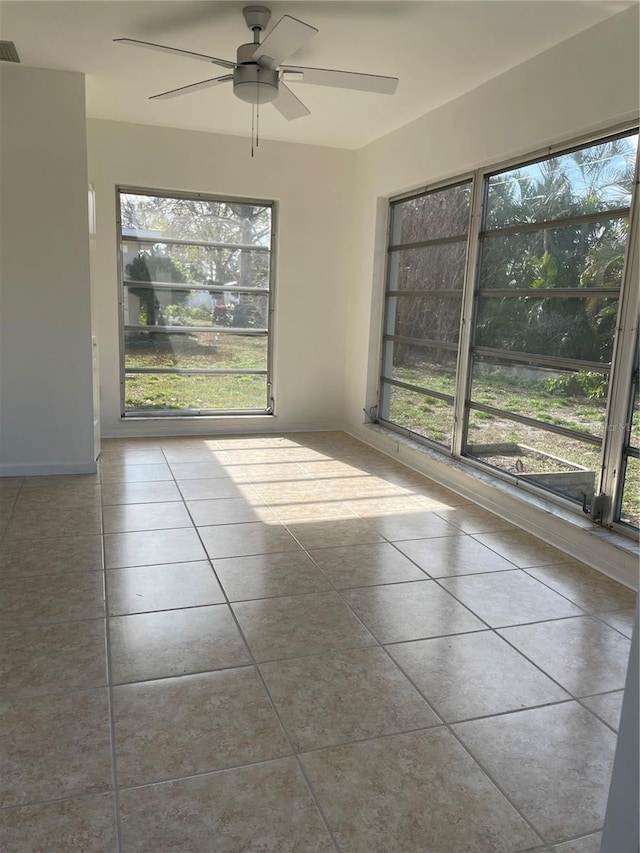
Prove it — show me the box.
[0,41,21,63]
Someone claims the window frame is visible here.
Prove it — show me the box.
[376,121,640,535]
[116,186,276,418]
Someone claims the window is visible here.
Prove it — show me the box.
[117,188,274,416]
[378,181,472,446]
[378,128,639,533]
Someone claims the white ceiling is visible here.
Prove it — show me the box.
[0,1,633,149]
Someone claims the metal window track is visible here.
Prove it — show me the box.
[383,334,459,351]
[121,235,270,252]
[468,400,603,445]
[472,346,612,373]
[481,206,630,238]
[388,233,469,252]
[125,368,266,376]
[123,325,268,336]
[381,376,455,404]
[123,280,269,295]
[476,288,620,299]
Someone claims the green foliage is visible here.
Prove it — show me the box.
[546,371,608,400]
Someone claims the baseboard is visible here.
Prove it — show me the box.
[101,419,344,439]
[346,423,639,592]
[0,461,98,477]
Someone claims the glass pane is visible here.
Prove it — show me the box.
[125,373,268,411]
[466,412,601,503]
[387,242,467,292]
[474,296,618,363]
[478,218,629,290]
[470,357,609,438]
[619,456,640,527]
[387,294,462,344]
[390,183,471,244]
[485,133,638,229]
[383,342,458,396]
[120,193,272,246]
[125,331,267,371]
[123,286,268,330]
[383,385,454,446]
[122,243,270,290]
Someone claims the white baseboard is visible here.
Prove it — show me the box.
[0,461,98,477]
[101,419,343,439]
[347,423,639,592]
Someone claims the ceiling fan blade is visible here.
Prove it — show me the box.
[272,83,310,121]
[281,65,398,95]
[114,38,236,70]
[149,75,233,100]
[252,16,318,70]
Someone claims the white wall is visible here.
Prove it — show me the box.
[87,119,355,436]
[0,65,95,474]
[345,5,640,430]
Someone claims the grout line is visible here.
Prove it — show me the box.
[100,490,124,853]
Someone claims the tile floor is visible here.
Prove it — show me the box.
[0,431,636,852]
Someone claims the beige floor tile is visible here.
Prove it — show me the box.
[232,591,376,661]
[100,480,182,505]
[410,484,474,508]
[472,529,568,568]
[342,580,485,643]
[387,631,569,722]
[169,461,232,480]
[104,528,207,569]
[394,535,517,578]
[598,608,635,638]
[453,702,616,843]
[433,506,515,534]
[0,618,106,697]
[581,691,624,731]
[0,534,103,575]
[199,520,301,559]
[109,604,251,683]
[103,500,193,533]
[213,551,331,601]
[439,571,584,627]
[3,504,103,540]
[100,439,162,457]
[176,477,257,501]
[0,571,105,625]
[187,497,275,526]
[15,479,102,507]
[319,476,408,501]
[0,478,23,496]
[552,832,602,852]
[100,463,173,483]
[119,758,334,853]
[0,688,112,807]
[285,517,384,550]
[0,793,117,853]
[99,446,165,465]
[272,499,358,522]
[106,561,225,615]
[251,481,333,504]
[524,561,637,613]
[344,495,426,519]
[225,461,309,485]
[113,668,290,787]
[300,728,540,853]
[260,647,439,750]
[307,543,428,588]
[499,616,631,696]
[369,510,462,542]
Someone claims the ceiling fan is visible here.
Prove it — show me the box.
[114,4,399,121]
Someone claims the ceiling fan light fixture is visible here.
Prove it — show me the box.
[232,64,278,104]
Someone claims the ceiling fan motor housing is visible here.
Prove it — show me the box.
[233,62,279,104]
